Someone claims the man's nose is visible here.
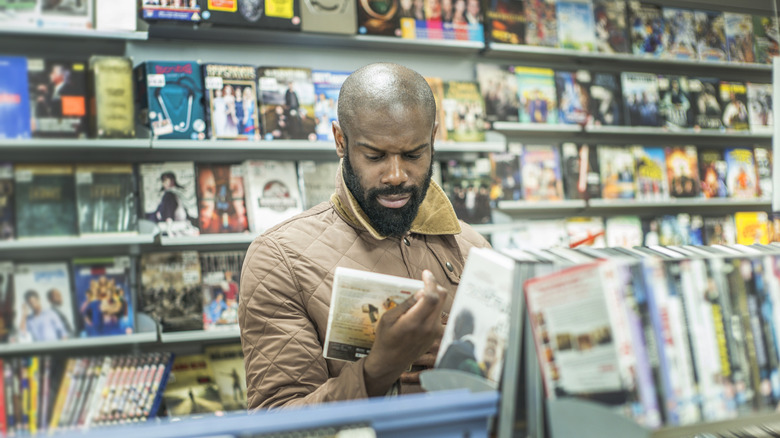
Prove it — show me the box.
[380,155,409,186]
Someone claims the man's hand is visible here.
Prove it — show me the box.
[363,270,447,397]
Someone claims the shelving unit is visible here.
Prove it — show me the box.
[0,27,148,41]
[159,233,255,247]
[159,327,240,344]
[0,331,158,356]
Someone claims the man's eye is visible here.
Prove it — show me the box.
[405,154,422,160]
[366,155,383,161]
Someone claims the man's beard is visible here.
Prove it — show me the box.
[342,149,433,238]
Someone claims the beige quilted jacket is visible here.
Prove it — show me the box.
[238,165,490,410]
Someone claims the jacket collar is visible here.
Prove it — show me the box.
[330,161,462,241]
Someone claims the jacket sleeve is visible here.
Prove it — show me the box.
[239,234,369,410]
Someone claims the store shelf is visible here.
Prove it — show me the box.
[491,122,582,134]
[0,139,151,150]
[0,27,148,41]
[159,233,255,247]
[0,232,157,255]
[160,327,240,344]
[150,139,333,151]
[584,125,772,141]
[587,198,772,216]
[0,331,158,356]
[497,200,587,212]
[436,141,506,153]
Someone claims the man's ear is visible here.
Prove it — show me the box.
[333,121,346,159]
[431,121,439,149]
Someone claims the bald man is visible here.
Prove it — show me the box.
[238,63,490,410]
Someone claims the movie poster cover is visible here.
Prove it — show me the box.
[719,81,749,131]
[735,211,768,245]
[489,151,522,202]
[621,72,660,127]
[440,158,493,224]
[556,0,594,51]
[88,56,135,139]
[475,63,520,123]
[72,257,134,338]
[524,0,557,47]
[39,0,92,29]
[200,251,243,331]
[0,56,31,140]
[698,148,727,198]
[747,82,773,134]
[11,262,75,344]
[688,77,722,130]
[565,216,605,248]
[704,216,736,245]
[753,15,779,64]
[204,344,247,411]
[27,58,87,138]
[632,146,668,201]
[14,164,77,238]
[442,80,486,141]
[401,0,484,42]
[202,64,261,141]
[163,354,224,416]
[139,162,200,238]
[198,0,301,31]
[598,145,634,199]
[0,163,13,240]
[725,147,757,198]
[258,67,317,141]
[605,215,643,247]
[298,160,340,209]
[135,61,207,140]
[662,8,696,60]
[516,67,557,124]
[725,12,755,63]
[195,164,248,235]
[358,0,400,36]
[657,75,692,130]
[142,0,201,22]
[243,160,303,233]
[593,0,629,54]
[628,1,664,57]
[139,251,202,333]
[754,147,772,200]
[425,76,448,141]
[520,144,563,201]
[665,146,700,198]
[75,164,138,236]
[485,0,525,44]
[555,70,590,125]
[561,143,600,200]
[588,72,624,126]
[0,262,11,343]
[301,0,357,35]
[694,10,727,62]
[312,70,349,142]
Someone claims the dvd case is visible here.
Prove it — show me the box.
[202,64,261,141]
[195,164,249,234]
[139,162,200,238]
[75,164,138,236]
[88,56,135,139]
[0,163,13,240]
[257,67,317,141]
[198,0,301,30]
[72,257,134,337]
[694,10,728,62]
[593,0,629,53]
[312,70,349,142]
[141,0,201,21]
[27,58,87,138]
[0,56,31,140]
[14,164,78,238]
[556,0,595,52]
[11,262,75,343]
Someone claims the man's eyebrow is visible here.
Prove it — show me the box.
[355,142,430,153]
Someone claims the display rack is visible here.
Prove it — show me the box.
[0,27,148,41]
[0,331,158,356]
[159,327,240,344]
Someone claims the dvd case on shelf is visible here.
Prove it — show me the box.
[72,257,134,338]
[0,56,31,140]
[27,58,87,139]
[202,64,261,141]
[75,164,137,236]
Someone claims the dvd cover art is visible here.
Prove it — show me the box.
[27,58,87,138]
[243,160,303,233]
[196,164,248,234]
[442,80,486,141]
[725,147,757,198]
[561,143,600,200]
[0,56,31,140]
[598,145,634,199]
[485,0,525,44]
[0,262,11,342]
[665,146,700,198]
[14,164,77,238]
[312,70,349,142]
[688,77,722,130]
[735,211,768,244]
[588,72,624,126]
[298,160,339,209]
[520,144,563,201]
[753,15,779,64]
[88,56,135,139]
[475,64,520,123]
[632,146,668,201]
[0,0,36,26]
[424,76,448,141]
[524,0,557,47]
[640,217,660,245]
[565,216,605,248]
[142,0,201,21]
[198,0,301,30]
[556,0,594,51]
[725,12,755,63]
[0,163,13,240]
[628,1,664,57]
[39,0,92,28]
[593,0,629,53]
[694,10,728,62]
[135,61,207,140]
[489,150,522,202]
[704,216,736,245]
[657,75,692,130]
[75,164,138,236]
[605,215,643,247]
[204,344,247,411]
[555,70,590,125]
[403,0,484,42]
[515,66,557,124]
[11,262,75,343]
[662,8,696,60]
[621,72,660,127]
[200,251,243,331]
[719,81,749,131]
[754,147,771,200]
[440,158,493,224]
[301,0,357,34]
[140,251,202,333]
[358,0,400,35]
[747,82,772,134]
[139,162,200,238]
[258,67,317,141]
[698,148,727,198]
[164,354,223,416]
[202,64,261,141]
[72,257,134,337]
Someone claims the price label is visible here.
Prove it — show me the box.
[76,172,94,185]
[147,74,166,88]
[15,170,33,183]
[205,76,223,90]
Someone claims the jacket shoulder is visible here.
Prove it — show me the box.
[456,221,491,250]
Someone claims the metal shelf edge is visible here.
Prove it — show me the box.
[160,328,240,343]
[0,331,158,355]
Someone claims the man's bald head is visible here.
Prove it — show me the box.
[337,63,436,141]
